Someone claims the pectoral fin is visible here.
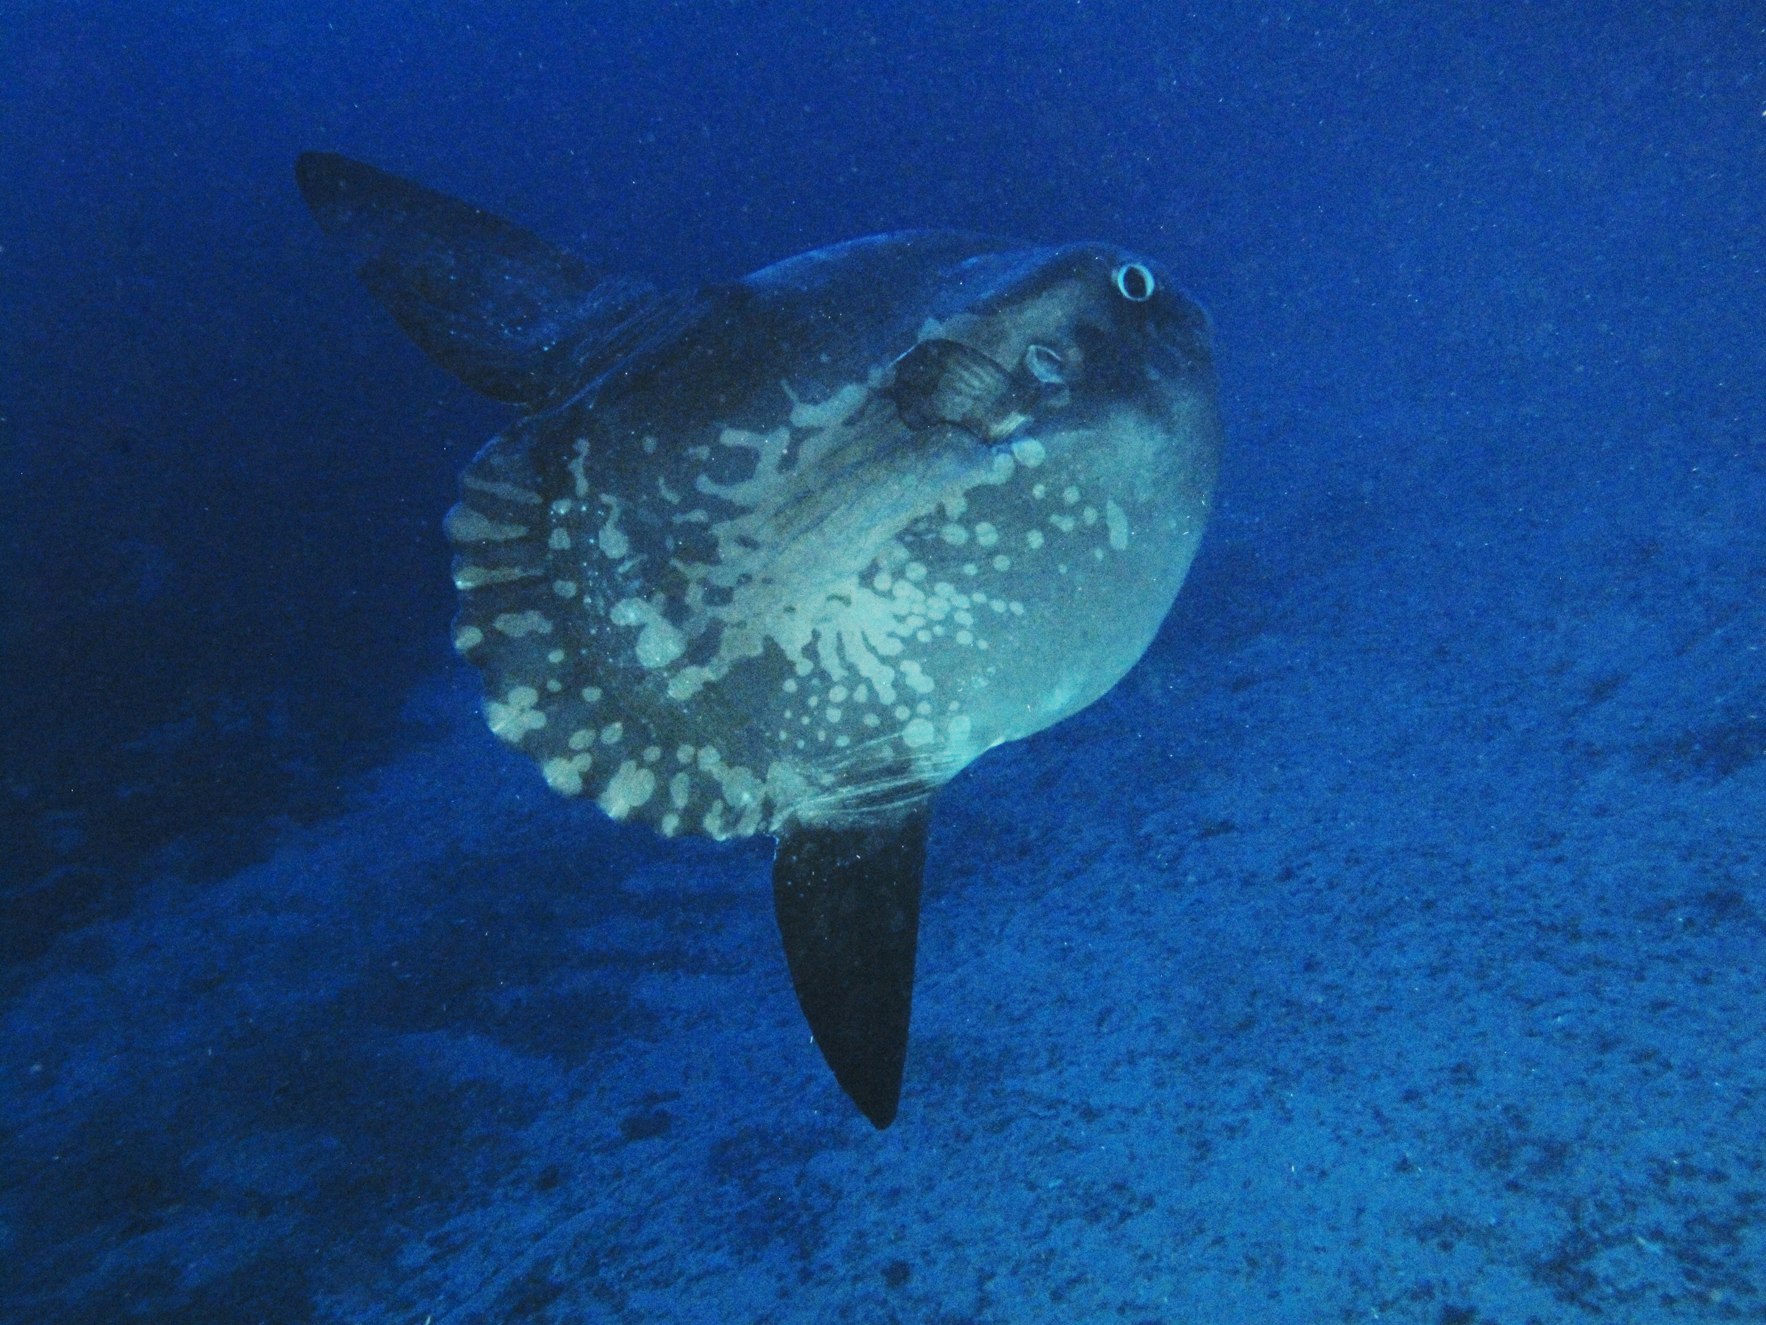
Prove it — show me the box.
[886,337,1032,442]
[771,804,931,1128]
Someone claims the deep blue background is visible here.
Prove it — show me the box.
[5,2,1761,934]
[2,4,1764,1321]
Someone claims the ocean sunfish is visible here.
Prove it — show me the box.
[297,152,1222,1127]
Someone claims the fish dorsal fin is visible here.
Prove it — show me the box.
[295,151,673,407]
[771,803,932,1129]
[887,337,1031,442]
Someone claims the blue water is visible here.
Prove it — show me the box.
[3,3,1763,1321]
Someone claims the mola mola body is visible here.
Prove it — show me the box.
[298,151,1221,1126]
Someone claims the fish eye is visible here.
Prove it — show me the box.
[1023,343,1066,384]
[1113,262,1156,302]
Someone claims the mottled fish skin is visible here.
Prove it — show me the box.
[298,154,1226,1124]
[445,233,1222,841]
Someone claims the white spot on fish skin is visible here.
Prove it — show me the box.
[1032,482,1047,500]
[902,717,936,747]
[551,498,573,517]
[992,554,1011,572]
[569,729,595,751]
[940,523,969,545]
[568,438,591,498]
[974,522,999,548]
[552,579,577,598]
[900,660,934,695]
[787,380,868,429]
[1106,499,1131,551]
[1010,436,1047,468]
[597,495,630,559]
[721,765,763,810]
[598,761,656,818]
[669,772,692,809]
[581,685,603,704]
[1026,529,1045,550]
[660,812,680,835]
[547,649,565,664]
[453,626,484,653]
[549,528,572,551]
[1082,506,1098,526]
[445,506,528,544]
[1063,486,1081,505]
[610,598,687,669]
[942,494,968,519]
[667,666,711,700]
[542,754,594,795]
[600,722,624,745]
[703,801,728,839]
[493,610,552,638]
[695,424,792,507]
[1050,513,1077,533]
[485,686,545,743]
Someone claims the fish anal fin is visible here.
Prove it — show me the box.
[772,803,931,1128]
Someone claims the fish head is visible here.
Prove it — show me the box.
[788,241,1222,805]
